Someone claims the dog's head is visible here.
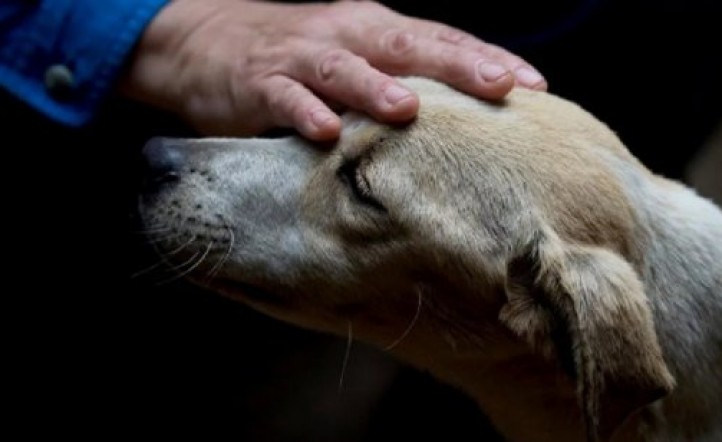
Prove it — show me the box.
[138,77,673,440]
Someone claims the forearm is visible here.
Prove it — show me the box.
[0,0,169,126]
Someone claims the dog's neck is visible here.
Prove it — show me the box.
[438,347,590,441]
[384,176,722,442]
[628,177,722,441]
[384,319,590,441]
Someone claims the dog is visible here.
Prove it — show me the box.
[138,77,722,441]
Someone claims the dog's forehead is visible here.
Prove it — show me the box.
[336,77,628,170]
[336,77,489,156]
[339,79,522,146]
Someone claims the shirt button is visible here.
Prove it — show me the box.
[44,64,75,100]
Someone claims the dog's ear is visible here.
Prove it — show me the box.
[499,230,675,442]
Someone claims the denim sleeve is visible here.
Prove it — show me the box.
[0,0,169,126]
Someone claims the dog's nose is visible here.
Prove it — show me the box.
[142,137,186,189]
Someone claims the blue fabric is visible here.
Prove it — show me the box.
[0,0,169,126]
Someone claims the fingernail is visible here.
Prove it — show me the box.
[311,110,335,129]
[477,62,509,82]
[514,67,545,88]
[384,85,413,105]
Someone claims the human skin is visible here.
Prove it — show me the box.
[120,0,547,140]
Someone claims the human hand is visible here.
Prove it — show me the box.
[121,0,547,140]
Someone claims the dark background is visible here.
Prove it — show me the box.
[5,0,719,439]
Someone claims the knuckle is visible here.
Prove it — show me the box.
[381,29,416,56]
[317,48,350,82]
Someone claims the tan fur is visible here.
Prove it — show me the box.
[139,77,722,442]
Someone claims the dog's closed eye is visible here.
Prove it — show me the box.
[337,158,387,213]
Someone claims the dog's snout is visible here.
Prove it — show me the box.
[142,137,186,189]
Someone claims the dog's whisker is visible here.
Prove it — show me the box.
[338,321,354,393]
[154,241,214,286]
[204,227,235,283]
[152,251,202,286]
[384,289,423,351]
[161,249,201,272]
[131,236,198,279]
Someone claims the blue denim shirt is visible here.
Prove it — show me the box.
[0,0,169,126]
